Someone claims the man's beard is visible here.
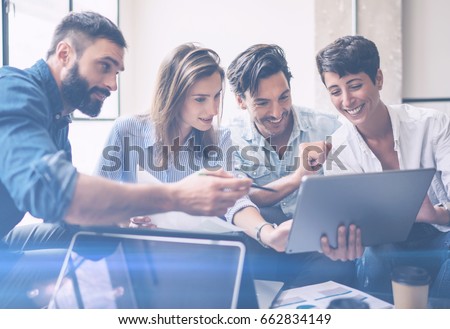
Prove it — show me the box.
[60,63,110,117]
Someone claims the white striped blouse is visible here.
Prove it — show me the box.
[94,114,256,221]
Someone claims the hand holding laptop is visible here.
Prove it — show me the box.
[320,224,364,261]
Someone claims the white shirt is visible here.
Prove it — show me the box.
[325,104,450,232]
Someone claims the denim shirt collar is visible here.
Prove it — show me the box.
[32,59,71,128]
[242,107,307,147]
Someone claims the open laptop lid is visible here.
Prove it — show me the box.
[49,227,257,309]
[286,168,435,254]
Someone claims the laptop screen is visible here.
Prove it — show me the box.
[49,230,248,309]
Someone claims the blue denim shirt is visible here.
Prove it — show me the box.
[229,106,341,218]
[0,59,77,238]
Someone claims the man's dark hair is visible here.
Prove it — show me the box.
[316,35,380,84]
[46,11,127,59]
[227,44,292,98]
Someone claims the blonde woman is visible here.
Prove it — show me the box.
[95,44,286,246]
[96,44,230,182]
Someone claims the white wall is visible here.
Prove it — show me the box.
[69,120,114,174]
[62,0,317,174]
[314,0,402,113]
[403,0,450,99]
[61,0,450,175]
[119,0,316,123]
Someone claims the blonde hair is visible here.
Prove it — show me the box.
[148,43,224,166]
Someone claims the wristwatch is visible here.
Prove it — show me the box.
[255,222,278,248]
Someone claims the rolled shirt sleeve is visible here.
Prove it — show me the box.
[219,128,259,223]
[20,151,78,222]
[225,194,259,223]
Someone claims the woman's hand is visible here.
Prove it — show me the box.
[129,215,157,229]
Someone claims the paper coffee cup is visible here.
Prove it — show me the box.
[391,266,430,309]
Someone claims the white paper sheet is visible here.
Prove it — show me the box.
[149,211,243,233]
[271,281,393,309]
[136,166,243,234]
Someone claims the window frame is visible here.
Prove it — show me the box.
[1,0,121,120]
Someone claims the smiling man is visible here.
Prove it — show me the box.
[0,12,251,308]
[226,44,354,288]
[227,44,341,221]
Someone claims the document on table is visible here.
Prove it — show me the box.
[271,281,393,309]
[149,212,244,233]
[136,166,243,234]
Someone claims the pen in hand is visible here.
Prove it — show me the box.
[198,172,277,192]
[248,182,277,192]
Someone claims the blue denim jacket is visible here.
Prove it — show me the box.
[0,59,77,238]
[229,106,341,218]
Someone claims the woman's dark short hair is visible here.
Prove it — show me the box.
[316,35,379,84]
[227,44,292,98]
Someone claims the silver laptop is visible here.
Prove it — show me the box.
[49,229,252,308]
[286,168,435,254]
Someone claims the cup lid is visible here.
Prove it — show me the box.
[391,266,431,286]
